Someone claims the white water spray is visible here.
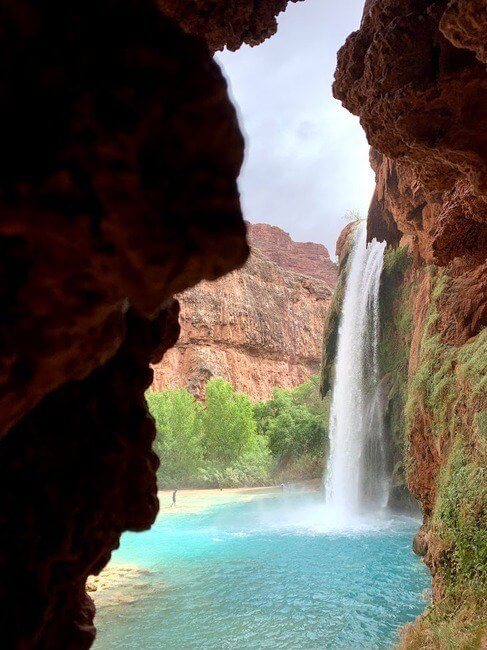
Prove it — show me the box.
[325,221,388,517]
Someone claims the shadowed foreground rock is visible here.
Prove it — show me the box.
[159,0,303,51]
[0,308,179,647]
[0,0,257,646]
[0,0,308,644]
[0,0,248,441]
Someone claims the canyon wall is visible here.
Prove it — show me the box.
[248,222,337,286]
[1,0,485,647]
[329,2,486,643]
[152,223,336,399]
[322,221,486,647]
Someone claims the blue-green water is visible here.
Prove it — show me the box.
[94,492,429,649]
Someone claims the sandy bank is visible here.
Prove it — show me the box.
[158,480,321,515]
[88,564,156,608]
[89,481,321,604]
[157,485,279,515]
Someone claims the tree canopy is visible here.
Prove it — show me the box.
[147,376,329,489]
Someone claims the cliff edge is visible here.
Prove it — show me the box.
[152,223,336,399]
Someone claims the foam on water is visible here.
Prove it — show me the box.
[93,223,428,649]
[94,493,429,650]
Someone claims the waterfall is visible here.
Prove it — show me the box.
[325,221,388,517]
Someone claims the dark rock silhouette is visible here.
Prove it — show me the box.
[0,0,485,646]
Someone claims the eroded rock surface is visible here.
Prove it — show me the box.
[368,151,486,343]
[334,0,487,345]
[152,224,335,399]
[334,0,487,199]
[248,223,337,287]
[0,307,180,647]
[0,0,252,646]
[159,0,302,51]
[0,0,248,442]
[333,3,486,641]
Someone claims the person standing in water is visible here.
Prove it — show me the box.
[171,489,177,507]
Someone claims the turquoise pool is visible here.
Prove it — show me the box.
[94,492,429,649]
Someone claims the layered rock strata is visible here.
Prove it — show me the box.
[152,224,335,399]
[248,222,337,286]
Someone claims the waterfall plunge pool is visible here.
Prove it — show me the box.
[94,490,429,649]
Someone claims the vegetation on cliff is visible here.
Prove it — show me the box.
[400,272,487,649]
[321,231,486,648]
[147,375,328,489]
[377,245,415,510]
[320,221,355,396]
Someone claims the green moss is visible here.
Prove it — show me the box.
[400,592,486,649]
[405,270,457,440]
[400,267,487,647]
[320,275,345,396]
[319,226,356,397]
[377,245,414,494]
[404,434,487,648]
[405,274,487,444]
[427,329,487,596]
[457,328,487,403]
[434,439,487,588]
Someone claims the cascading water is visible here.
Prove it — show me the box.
[325,221,388,517]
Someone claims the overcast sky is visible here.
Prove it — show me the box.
[215,0,374,256]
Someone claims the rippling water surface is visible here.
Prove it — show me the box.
[94,492,429,649]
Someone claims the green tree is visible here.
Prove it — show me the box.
[147,375,327,489]
[202,378,257,467]
[254,376,329,479]
[147,389,203,487]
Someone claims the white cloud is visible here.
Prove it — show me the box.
[215,0,375,255]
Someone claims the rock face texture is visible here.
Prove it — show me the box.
[321,223,486,646]
[368,150,487,344]
[0,307,180,648]
[332,1,487,643]
[1,0,485,647]
[334,0,487,206]
[0,0,304,646]
[248,223,337,286]
[159,0,303,51]
[152,224,335,399]
[0,0,248,443]
[333,0,487,346]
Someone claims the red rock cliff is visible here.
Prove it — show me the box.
[333,0,486,344]
[152,224,336,399]
[247,222,338,288]
[332,1,486,644]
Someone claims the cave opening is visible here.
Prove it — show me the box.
[0,0,485,648]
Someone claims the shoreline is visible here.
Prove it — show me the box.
[157,479,321,516]
[90,481,321,604]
